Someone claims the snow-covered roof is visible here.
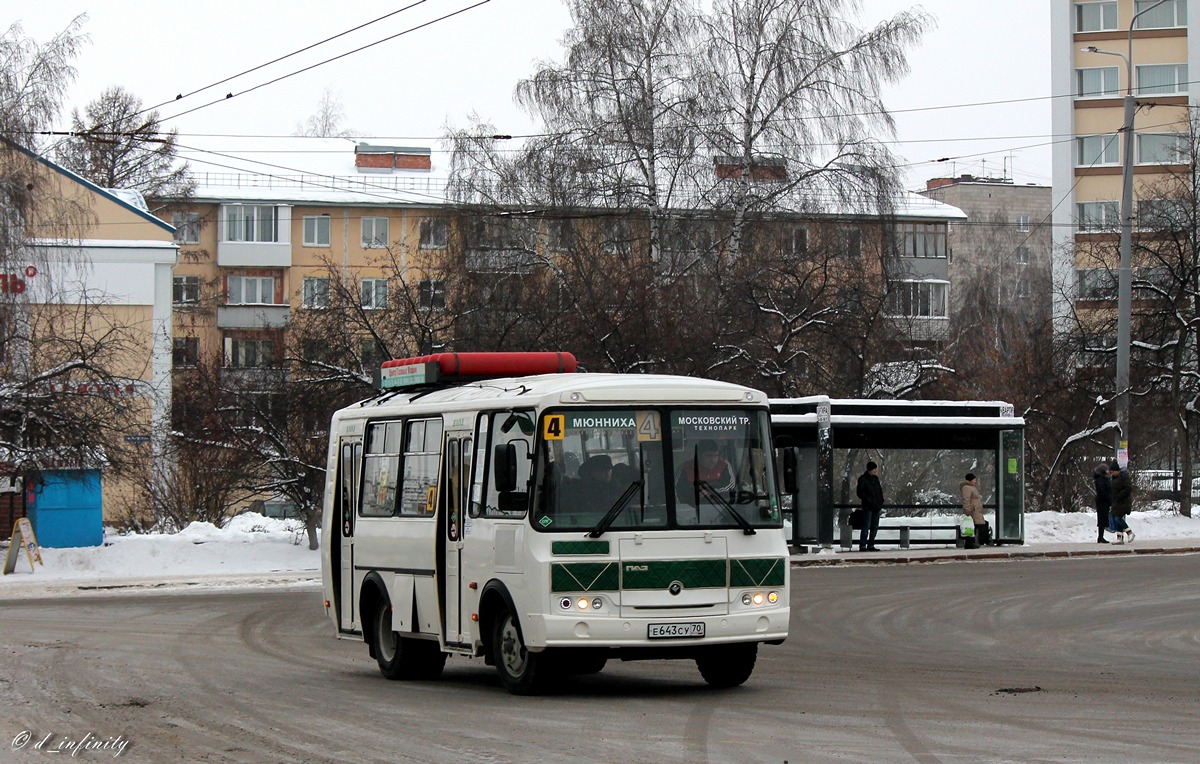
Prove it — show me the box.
[105,188,150,213]
[177,136,966,221]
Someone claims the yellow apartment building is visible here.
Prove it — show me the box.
[1051,0,1197,341]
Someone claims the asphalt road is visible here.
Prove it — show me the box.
[1,555,1198,763]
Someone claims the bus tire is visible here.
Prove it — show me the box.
[373,601,446,681]
[560,650,607,676]
[492,610,548,695]
[696,642,757,688]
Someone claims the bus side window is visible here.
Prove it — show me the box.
[469,416,489,518]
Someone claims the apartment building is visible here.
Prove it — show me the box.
[162,138,966,381]
[1051,0,1199,335]
[920,175,1053,325]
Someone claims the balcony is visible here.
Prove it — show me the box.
[217,305,290,330]
[217,241,292,268]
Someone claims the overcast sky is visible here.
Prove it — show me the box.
[8,0,1052,192]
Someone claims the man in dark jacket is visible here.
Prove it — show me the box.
[1110,462,1135,544]
[855,461,884,551]
[1093,463,1112,544]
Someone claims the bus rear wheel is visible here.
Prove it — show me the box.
[492,610,549,695]
[696,642,758,688]
[373,601,446,681]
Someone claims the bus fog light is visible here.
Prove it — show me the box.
[591,597,603,610]
[768,591,779,604]
[741,593,753,606]
[560,597,573,610]
[577,597,591,610]
[752,592,765,606]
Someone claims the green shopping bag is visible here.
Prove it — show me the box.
[961,517,975,537]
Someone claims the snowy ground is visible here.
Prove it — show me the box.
[1,507,1198,587]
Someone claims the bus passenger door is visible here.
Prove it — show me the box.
[337,438,361,632]
[440,435,469,645]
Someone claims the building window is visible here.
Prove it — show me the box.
[361,339,386,369]
[173,275,200,305]
[1137,64,1188,96]
[1078,268,1117,299]
[1076,1,1117,31]
[419,218,448,249]
[546,219,574,251]
[1137,133,1187,165]
[777,223,806,259]
[172,337,199,367]
[361,278,388,310]
[225,337,275,368]
[1138,198,1187,231]
[362,217,390,248]
[224,204,278,243]
[894,223,945,258]
[303,215,330,247]
[1076,201,1120,231]
[886,280,948,318]
[302,277,331,309]
[1076,134,1120,167]
[603,220,632,255]
[1015,214,1031,232]
[419,279,446,310]
[838,227,863,259]
[1015,278,1031,298]
[1075,67,1119,98]
[227,275,275,305]
[1016,246,1031,265]
[1134,0,1186,29]
[172,212,201,244]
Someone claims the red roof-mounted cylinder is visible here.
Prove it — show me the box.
[381,352,577,380]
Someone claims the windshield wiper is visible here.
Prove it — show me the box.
[586,480,643,538]
[696,481,757,535]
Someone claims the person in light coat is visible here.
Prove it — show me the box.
[960,473,990,546]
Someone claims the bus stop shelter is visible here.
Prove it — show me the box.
[771,397,1025,549]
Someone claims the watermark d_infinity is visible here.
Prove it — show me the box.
[12,730,130,758]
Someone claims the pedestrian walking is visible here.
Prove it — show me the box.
[1110,462,1135,544]
[855,461,883,551]
[1093,463,1112,543]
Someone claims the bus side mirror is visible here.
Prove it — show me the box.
[494,442,518,492]
[781,448,799,495]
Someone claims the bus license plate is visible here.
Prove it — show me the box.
[648,622,705,639]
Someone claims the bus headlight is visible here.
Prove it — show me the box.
[591,597,603,610]
[752,592,765,606]
[768,591,779,604]
[560,597,573,610]
[576,597,591,610]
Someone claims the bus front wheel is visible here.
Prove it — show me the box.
[492,610,549,695]
[696,642,757,688]
[373,601,446,681]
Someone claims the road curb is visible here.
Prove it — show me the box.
[789,545,1200,567]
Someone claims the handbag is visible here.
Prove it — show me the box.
[960,516,975,537]
[850,509,865,530]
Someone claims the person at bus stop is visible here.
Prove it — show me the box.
[675,441,734,506]
[960,473,990,547]
[1093,462,1113,544]
[1110,462,1135,544]
[855,461,883,551]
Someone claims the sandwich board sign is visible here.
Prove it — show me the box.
[3,517,43,574]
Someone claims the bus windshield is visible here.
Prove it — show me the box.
[531,407,781,533]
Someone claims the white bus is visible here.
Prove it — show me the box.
[320,352,789,694]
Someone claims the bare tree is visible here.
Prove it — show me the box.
[294,87,356,138]
[55,85,193,198]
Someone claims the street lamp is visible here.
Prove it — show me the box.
[1079,0,1169,468]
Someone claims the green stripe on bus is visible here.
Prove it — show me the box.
[729,557,786,587]
[620,559,728,590]
[550,562,619,592]
[551,540,611,556]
